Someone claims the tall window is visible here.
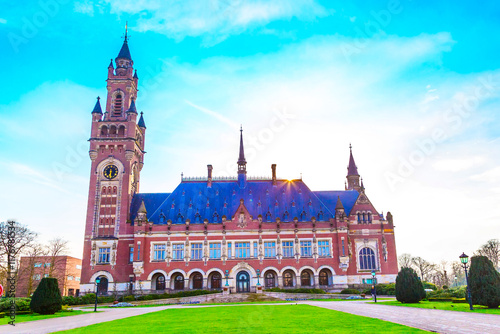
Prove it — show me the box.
[264,242,276,258]
[209,243,221,259]
[153,244,166,261]
[283,271,293,287]
[114,93,122,115]
[228,242,232,258]
[98,248,110,264]
[367,212,372,223]
[318,241,330,257]
[300,241,312,257]
[301,271,311,286]
[211,273,222,289]
[357,213,361,223]
[359,247,377,270]
[191,243,202,260]
[129,247,134,263]
[283,241,294,258]
[253,242,258,258]
[265,272,275,287]
[341,239,345,256]
[235,242,250,258]
[173,244,184,260]
[319,270,329,286]
[137,244,140,261]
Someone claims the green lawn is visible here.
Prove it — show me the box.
[0,310,89,325]
[57,304,427,333]
[375,301,500,314]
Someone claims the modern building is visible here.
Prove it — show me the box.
[16,256,82,297]
[80,32,399,295]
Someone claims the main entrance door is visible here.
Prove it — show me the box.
[236,271,250,293]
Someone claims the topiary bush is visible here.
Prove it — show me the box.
[0,298,31,312]
[123,295,135,302]
[469,255,500,308]
[30,278,62,315]
[395,267,426,303]
[340,289,360,294]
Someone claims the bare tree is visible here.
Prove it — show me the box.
[18,243,46,296]
[411,256,436,281]
[0,221,38,291]
[398,253,413,269]
[45,237,69,277]
[476,239,500,269]
[451,261,465,286]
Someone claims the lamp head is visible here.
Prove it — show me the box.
[96,278,101,284]
[459,252,469,264]
[371,270,376,277]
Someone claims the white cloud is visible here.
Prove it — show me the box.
[100,0,328,44]
[0,18,7,24]
[74,1,95,16]
[432,157,485,172]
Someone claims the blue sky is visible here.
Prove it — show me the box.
[1,0,499,264]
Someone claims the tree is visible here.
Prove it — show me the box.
[0,221,38,292]
[476,239,500,269]
[395,267,426,303]
[469,255,500,308]
[18,243,45,296]
[411,256,435,281]
[45,237,69,277]
[30,277,62,314]
[398,253,413,269]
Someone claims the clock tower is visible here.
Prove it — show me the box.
[81,29,146,287]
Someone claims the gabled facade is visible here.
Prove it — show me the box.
[80,34,398,295]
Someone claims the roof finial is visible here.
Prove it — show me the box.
[349,143,352,152]
[124,21,128,43]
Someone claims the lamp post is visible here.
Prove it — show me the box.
[225,270,229,287]
[371,270,377,303]
[459,252,473,311]
[256,269,261,286]
[94,278,100,312]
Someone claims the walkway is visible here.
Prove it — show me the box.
[307,300,500,334]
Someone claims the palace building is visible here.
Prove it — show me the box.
[80,33,399,295]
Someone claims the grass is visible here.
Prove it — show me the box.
[0,310,89,325]
[375,300,500,314]
[57,304,427,333]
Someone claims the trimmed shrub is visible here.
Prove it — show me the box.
[469,255,500,308]
[123,295,135,302]
[340,289,360,294]
[0,298,31,312]
[361,283,396,296]
[81,293,96,305]
[266,288,325,294]
[30,278,62,315]
[395,267,426,303]
[422,282,438,291]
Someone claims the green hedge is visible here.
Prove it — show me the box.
[426,286,466,299]
[266,288,325,294]
[340,289,360,294]
[0,298,31,312]
[361,283,396,296]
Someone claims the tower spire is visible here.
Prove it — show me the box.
[124,21,128,43]
[237,126,247,188]
[346,144,361,191]
[238,125,246,166]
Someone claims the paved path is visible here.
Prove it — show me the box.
[307,300,500,334]
[1,301,499,333]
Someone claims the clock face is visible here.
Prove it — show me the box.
[103,165,119,179]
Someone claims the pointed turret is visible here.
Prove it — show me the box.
[92,97,103,114]
[237,126,247,188]
[335,196,345,219]
[138,111,146,129]
[346,144,361,191]
[127,98,138,114]
[116,24,132,61]
[138,200,147,214]
[114,23,134,76]
[133,70,138,79]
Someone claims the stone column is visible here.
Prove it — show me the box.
[314,275,320,288]
[203,278,208,290]
[184,277,190,290]
[278,276,283,288]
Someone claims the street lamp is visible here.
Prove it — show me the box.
[94,278,101,312]
[256,269,261,286]
[371,270,377,303]
[225,270,229,287]
[459,252,473,311]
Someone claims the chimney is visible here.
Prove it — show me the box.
[207,165,213,188]
[271,164,277,186]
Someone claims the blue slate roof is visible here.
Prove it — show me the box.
[117,40,132,60]
[130,180,360,225]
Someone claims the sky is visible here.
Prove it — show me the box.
[0,0,499,265]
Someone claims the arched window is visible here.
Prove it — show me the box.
[319,269,330,286]
[301,271,311,287]
[367,212,372,223]
[192,273,203,289]
[97,276,108,295]
[318,211,324,221]
[265,272,276,288]
[174,275,184,290]
[300,211,307,222]
[109,125,117,136]
[153,273,165,290]
[283,211,289,222]
[100,126,108,137]
[211,273,221,289]
[362,213,366,223]
[114,94,122,115]
[283,271,294,287]
[359,247,377,270]
[357,213,361,223]
[118,125,125,136]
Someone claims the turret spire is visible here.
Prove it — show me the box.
[138,111,146,129]
[237,126,247,188]
[92,96,102,114]
[238,125,246,166]
[347,143,359,176]
[346,144,361,191]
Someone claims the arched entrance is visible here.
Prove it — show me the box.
[236,271,250,293]
[97,276,108,295]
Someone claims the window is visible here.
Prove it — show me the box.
[98,248,110,264]
[44,262,51,268]
[129,247,134,263]
[153,244,166,261]
[301,271,311,286]
[155,274,166,290]
[319,270,329,286]
[33,274,41,280]
[283,271,294,287]
[68,276,74,281]
[192,243,202,260]
[265,272,276,287]
[174,275,184,290]
[253,242,258,258]
[192,273,203,289]
[173,244,184,260]
[283,241,294,258]
[341,239,345,257]
[34,263,42,268]
[362,278,374,284]
[300,241,312,257]
[44,274,49,278]
[235,242,250,258]
[76,264,82,270]
[264,242,276,258]
[114,93,122,115]
[211,273,222,289]
[228,242,232,258]
[76,277,81,282]
[368,212,372,223]
[357,213,361,223]
[68,289,75,296]
[137,244,140,261]
[318,241,330,257]
[209,243,221,259]
[359,247,377,270]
